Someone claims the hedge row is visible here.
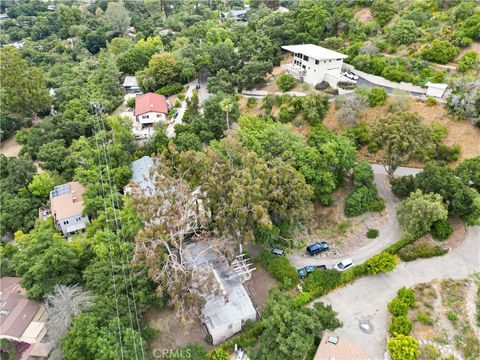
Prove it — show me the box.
[257,250,298,289]
[398,243,447,262]
[219,321,265,353]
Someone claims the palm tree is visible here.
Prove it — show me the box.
[220,97,234,130]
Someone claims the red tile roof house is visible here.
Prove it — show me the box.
[0,277,52,359]
[134,93,168,131]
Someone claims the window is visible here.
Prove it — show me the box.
[315,60,319,65]
[157,114,161,118]
[63,220,69,225]
[228,324,233,329]
[76,217,81,221]
[303,55,309,61]
[302,65,306,69]
[142,115,148,119]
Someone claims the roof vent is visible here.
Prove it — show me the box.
[150,104,154,108]
[327,336,339,345]
[329,357,336,360]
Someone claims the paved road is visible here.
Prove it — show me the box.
[166,81,196,138]
[315,221,480,359]
[287,165,422,269]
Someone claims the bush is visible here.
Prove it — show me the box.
[385,235,416,255]
[368,88,388,107]
[276,74,296,92]
[431,219,453,240]
[398,243,447,262]
[397,287,415,307]
[156,82,183,97]
[387,334,420,360]
[425,96,438,106]
[458,51,478,73]
[126,97,136,108]
[366,228,379,238]
[341,123,370,149]
[294,291,314,306]
[257,250,298,289]
[247,97,257,108]
[390,175,416,199]
[447,311,457,322]
[389,316,413,336]
[303,269,342,296]
[315,81,329,90]
[345,186,385,217]
[207,348,230,360]
[174,99,181,107]
[421,39,459,64]
[388,298,409,317]
[367,142,379,153]
[416,311,432,325]
[435,144,460,162]
[365,252,397,275]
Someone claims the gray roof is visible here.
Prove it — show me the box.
[131,156,155,192]
[123,76,139,88]
[184,242,256,330]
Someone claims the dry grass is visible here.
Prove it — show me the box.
[354,8,373,23]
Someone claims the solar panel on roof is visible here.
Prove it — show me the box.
[51,183,71,198]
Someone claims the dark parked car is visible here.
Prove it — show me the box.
[196,83,201,89]
[297,265,327,279]
[271,248,285,256]
[306,242,329,256]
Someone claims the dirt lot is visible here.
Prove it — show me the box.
[0,134,21,157]
[146,307,212,357]
[410,277,480,360]
[244,265,278,315]
[354,8,373,23]
[324,97,480,167]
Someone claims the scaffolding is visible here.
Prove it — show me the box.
[231,253,256,283]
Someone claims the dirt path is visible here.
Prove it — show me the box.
[0,134,21,157]
[466,278,480,340]
[432,282,456,346]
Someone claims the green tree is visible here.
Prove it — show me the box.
[11,219,82,300]
[387,20,420,46]
[368,88,388,107]
[28,172,63,199]
[0,47,51,117]
[455,156,480,191]
[302,94,329,125]
[236,59,272,91]
[104,1,131,36]
[207,69,236,94]
[137,52,178,92]
[397,189,448,238]
[387,334,420,360]
[372,112,432,176]
[207,348,229,360]
[458,51,479,73]
[117,36,163,74]
[251,289,341,360]
[365,252,397,275]
[220,96,235,130]
[421,40,459,64]
[371,0,395,26]
[38,140,69,173]
[276,73,296,92]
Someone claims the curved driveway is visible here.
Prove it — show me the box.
[287,165,422,268]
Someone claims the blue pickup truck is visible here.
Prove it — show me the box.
[297,265,327,279]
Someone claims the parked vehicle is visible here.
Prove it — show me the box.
[196,83,201,89]
[343,71,358,80]
[173,112,178,119]
[271,248,285,256]
[306,242,329,256]
[297,265,327,279]
[333,258,354,272]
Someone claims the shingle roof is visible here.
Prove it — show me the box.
[131,156,155,192]
[134,93,168,116]
[282,44,348,61]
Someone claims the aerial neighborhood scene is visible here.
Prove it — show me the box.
[1,0,480,359]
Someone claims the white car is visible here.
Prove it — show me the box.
[343,72,359,81]
[333,258,354,272]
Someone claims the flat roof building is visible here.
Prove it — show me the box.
[124,156,156,195]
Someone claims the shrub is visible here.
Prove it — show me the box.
[339,268,355,283]
[431,219,453,240]
[367,142,379,153]
[385,235,416,255]
[303,269,342,296]
[458,51,479,73]
[257,250,298,289]
[447,311,457,322]
[425,96,438,106]
[352,263,368,277]
[341,123,370,149]
[247,97,257,108]
[276,74,296,92]
[278,104,298,123]
[294,291,314,306]
[398,243,448,262]
[366,228,379,238]
[126,97,136,108]
[207,348,230,360]
[422,344,440,360]
[389,316,413,336]
[388,298,409,317]
[390,175,416,199]
[435,144,460,162]
[421,40,459,64]
[368,88,388,107]
[365,252,397,275]
[387,334,420,360]
[315,81,329,90]
[416,311,432,325]
[345,186,385,217]
[156,82,184,97]
[174,99,181,107]
[397,287,415,307]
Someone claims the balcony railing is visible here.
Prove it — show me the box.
[281,63,306,79]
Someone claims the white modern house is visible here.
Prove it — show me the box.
[184,242,257,345]
[281,44,349,88]
[50,182,89,237]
